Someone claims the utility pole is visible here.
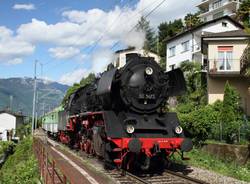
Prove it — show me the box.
[42,102,45,116]
[9,95,13,111]
[32,60,38,135]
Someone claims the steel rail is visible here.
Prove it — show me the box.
[41,133,208,184]
[164,170,208,184]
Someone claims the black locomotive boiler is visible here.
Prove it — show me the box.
[55,54,193,170]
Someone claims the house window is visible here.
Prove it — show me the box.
[182,41,189,52]
[217,46,233,71]
[169,46,176,57]
[222,22,227,27]
[213,11,224,19]
[212,0,222,9]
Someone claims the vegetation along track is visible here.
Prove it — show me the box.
[43,134,207,184]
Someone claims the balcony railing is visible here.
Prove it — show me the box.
[199,0,240,14]
[207,59,241,75]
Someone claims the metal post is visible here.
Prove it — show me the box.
[52,161,55,184]
[32,60,38,135]
[35,111,38,130]
[9,95,13,111]
[220,122,222,141]
[43,103,45,116]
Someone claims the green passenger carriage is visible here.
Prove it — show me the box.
[42,106,66,135]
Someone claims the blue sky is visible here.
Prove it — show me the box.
[0,0,197,85]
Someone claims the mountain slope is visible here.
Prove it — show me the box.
[0,77,69,116]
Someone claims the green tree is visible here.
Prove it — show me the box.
[179,61,206,105]
[79,73,95,86]
[62,73,95,105]
[236,0,250,28]
[220,81,243,143]
[158,19,184,68]
[184,13,202,29]
[137,17,157,53]
[240,40,250,77]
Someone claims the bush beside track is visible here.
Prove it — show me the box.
[0,136,39,184]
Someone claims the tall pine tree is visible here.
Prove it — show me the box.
[136,17,157,53]
[220,81,243,143]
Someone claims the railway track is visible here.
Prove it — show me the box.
[103,169,207,184]
[40,134,207,184]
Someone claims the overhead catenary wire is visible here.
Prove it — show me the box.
[43,0,167,83]
[70,0,166,72]
[110,0,167,50]
[43,0,135,74]
[86,0,161,55]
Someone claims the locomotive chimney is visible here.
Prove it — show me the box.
[125,53,140,63]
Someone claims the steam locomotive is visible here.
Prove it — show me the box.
[42,54,193,171]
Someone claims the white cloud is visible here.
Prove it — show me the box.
[59,68,90,85]
[16,6,143,48]
[1,0,198,67]
[14,0,197,49]
[12,3,36,10]
[49,47,80,59]
[0,26,34,64]
[6,58,23,65]
[136,0,197,27]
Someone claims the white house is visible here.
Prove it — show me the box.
[165,16,244,71]
[0,111,24,141]
[113,47,160,69]
[197,0,242,22]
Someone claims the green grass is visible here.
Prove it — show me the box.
[173,148,250,182]
[0,137,39,184]
[0,141,15,155]
[205,139,249,145]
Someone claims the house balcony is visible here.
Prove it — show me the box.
[198,0,239,19]
[207,59,241,76]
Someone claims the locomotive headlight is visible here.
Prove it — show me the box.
[175,126,183,134]
[126,124,135,134]
[145,67,153,75]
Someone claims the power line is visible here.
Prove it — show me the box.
[66,0,166,76]
[43,0,166,78]
[110,0,167,50]
[43,1,134,74]
[88,0,162,54]
[85,0,158,55]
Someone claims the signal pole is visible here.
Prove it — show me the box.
[32,60,38,135]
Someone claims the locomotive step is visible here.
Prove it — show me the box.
[113,148,122,152]
[113,159,122,164]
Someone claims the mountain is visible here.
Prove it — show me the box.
[0,77,69,116]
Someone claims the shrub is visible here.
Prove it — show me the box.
[178,104,220,145]
[0,137,39,184]
[0,141,15,155]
